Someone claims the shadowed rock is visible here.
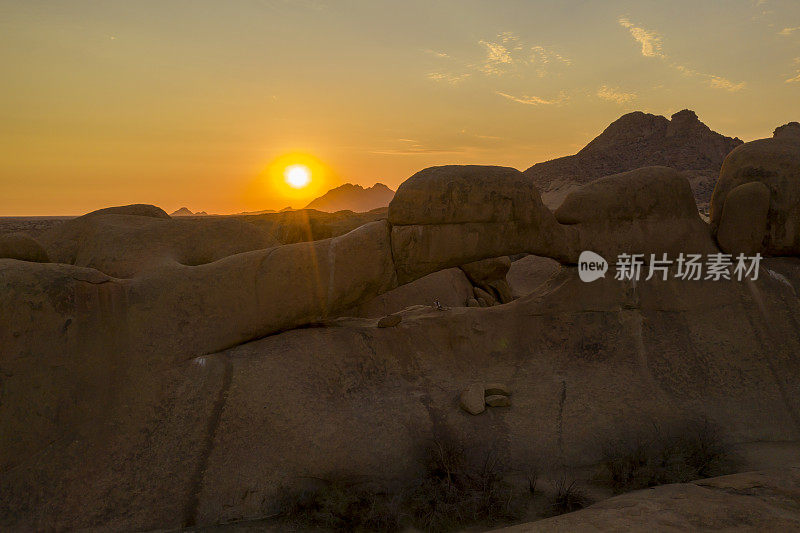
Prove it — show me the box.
[556,166,718,259]
[711,125,800,255]
[0,232,49,262]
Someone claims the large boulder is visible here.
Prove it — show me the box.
[555,166,717,259]
[389,165,542,225]
[0,233,49,262]
[39,209,279,277]
[388,166,575,281]
[710,124,800,255]
[716,182,770,255]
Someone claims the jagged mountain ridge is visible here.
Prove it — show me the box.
[305,182,395,212]
[523,109,743,211]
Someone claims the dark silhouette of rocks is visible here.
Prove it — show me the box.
[305,182,395,212]
[523,109,742,211]
[170,207,208,216]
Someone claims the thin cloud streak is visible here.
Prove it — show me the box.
[495,90,567,106]
[618,17,665,58]
[597,85,637,104]
[619,17,745,92]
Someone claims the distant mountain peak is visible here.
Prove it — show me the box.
[170,207,194,216]
[525,109,743,211]
[305,182,395,213]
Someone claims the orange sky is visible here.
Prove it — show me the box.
[2,1,799,215]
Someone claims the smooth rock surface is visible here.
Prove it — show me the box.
[556,166,718,259]
[460,384,487,415]
[0,232,49,262]
[492,467,800,532]
[710,128,800,256]
[716,181,770,255]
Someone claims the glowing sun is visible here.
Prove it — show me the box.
[284,164,311,188]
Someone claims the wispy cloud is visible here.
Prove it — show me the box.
[674,65,745,92]
[427,72,471,84]
[787,58,800,83]
[428,32,570,81]
[707,75,746,92]
[618,16,745,92]
[618,17,665,58]
[779,26,800,36]
[495,90,567,106]
[371,145,464,155]
[597,85,637,104]
[479,32,522,75]
[424,49,450,58]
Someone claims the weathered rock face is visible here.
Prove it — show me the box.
[340,267,473,318]
[555,166,718,259]
[710,128,800,256]
[0,232,49,262]
[39,211,279,277]
[716,182,771,255]
[507,255,561,298]
[389,166,575,281]
[460,256,512,285]
[524,110,743,210]
[5,254,800,529]
[389,165,542,225]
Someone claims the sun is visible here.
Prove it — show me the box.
[284,164,311,189]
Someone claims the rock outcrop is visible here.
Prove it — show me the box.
[38,209,279,278]
[0,232,49,262]
[87,203,171,219]
[305,183,395,213]
[711,124,800,256]
[492,467,800,532]
[555,166,718,259]
[524,110,743,210]
[389,165,575,281]
[3,147,800,531]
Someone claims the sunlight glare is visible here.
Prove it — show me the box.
[284,164,311,188]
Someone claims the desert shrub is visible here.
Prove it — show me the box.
[275,427,527,532]
[402,429,525,531]
[276,481,402,531]
[602,418,736,493]
[549,475,590,515]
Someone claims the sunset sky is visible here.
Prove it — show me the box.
[2,0,799,215]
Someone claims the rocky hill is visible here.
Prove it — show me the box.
[170,207,207,216]
[305,182,395,212]
[524,109,742,211]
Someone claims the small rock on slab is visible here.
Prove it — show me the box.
[377,314,402,328]
[485,383,511,397]
[486,394,511,407]
[460,384,486,415]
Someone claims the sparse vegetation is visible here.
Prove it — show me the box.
[276,427,526,531]
[550,475,591,515]
[275,419,736,530]
[601,418,736,493]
